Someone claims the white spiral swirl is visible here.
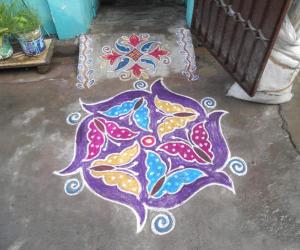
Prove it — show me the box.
[162,57,171,65]
[66,112,82,125]
[120,71,131,81]
[133,80,148,90]
[64,178,84,196]
[140,33,150,40]
[102,46,112,54]
[151,211,175,235]
[201,97,217,109]
[228,157,247,176]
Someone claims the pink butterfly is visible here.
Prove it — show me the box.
[85,118,139,161]
[158,122,214,164]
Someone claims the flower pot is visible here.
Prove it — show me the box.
[17,27,46,56]
[0,36,13,60]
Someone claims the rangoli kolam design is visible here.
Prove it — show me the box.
[56,79,247,235]
[101,33,170,81]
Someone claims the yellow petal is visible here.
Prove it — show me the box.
[90,171,141,197]
[157,115,196,140]
[154,96,196,114]
[91,142,140,167]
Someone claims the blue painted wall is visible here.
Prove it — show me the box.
[43,0,99,40]
[186,0,194,28]
[23,0,57,35]
[47,0,98,40]
[1,0,193,39]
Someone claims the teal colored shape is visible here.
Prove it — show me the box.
[186,0,194,28]
[103,98,138,117]
[23,0,57,35]
[146,151,167,194]
[46,0,97,40]
[133,100,150,131]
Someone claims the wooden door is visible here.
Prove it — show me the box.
[191,0,291,96]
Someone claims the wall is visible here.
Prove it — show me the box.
[23,0,57,35]
[43,0,99,40]
[1,0,99,40]
[2,0,193,39]
[47,0,98,40]
[186,0,194,28]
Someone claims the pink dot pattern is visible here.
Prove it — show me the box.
[191,122,213,159]
[159,141,206,163]
[85,120,105,160]
[98,118,138,140]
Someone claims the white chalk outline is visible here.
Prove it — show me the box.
[176,28,199,81]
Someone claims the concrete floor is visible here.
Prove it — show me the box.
[0,2,300,250]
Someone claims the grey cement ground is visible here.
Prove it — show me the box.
[0,2,300,250]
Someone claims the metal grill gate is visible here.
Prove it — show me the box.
[191,0,291,96]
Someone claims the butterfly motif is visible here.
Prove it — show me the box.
[145,151,204,198]
[102,97,151,131]
[85,117,139,161]
[154,96,198,140]
[89,142,141,197]
[158,122,214,164]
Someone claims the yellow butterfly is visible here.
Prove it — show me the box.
[155,96,198,140]
[89,143,141,197]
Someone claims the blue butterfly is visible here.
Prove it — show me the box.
[146,151,204,198]
[103,98,150,131]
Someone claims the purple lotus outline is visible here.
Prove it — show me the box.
[55,78,234,233]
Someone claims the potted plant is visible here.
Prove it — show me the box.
[13,7,46,56]
[0,3,13,60]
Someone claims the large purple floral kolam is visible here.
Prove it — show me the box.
[57,79,247,235]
